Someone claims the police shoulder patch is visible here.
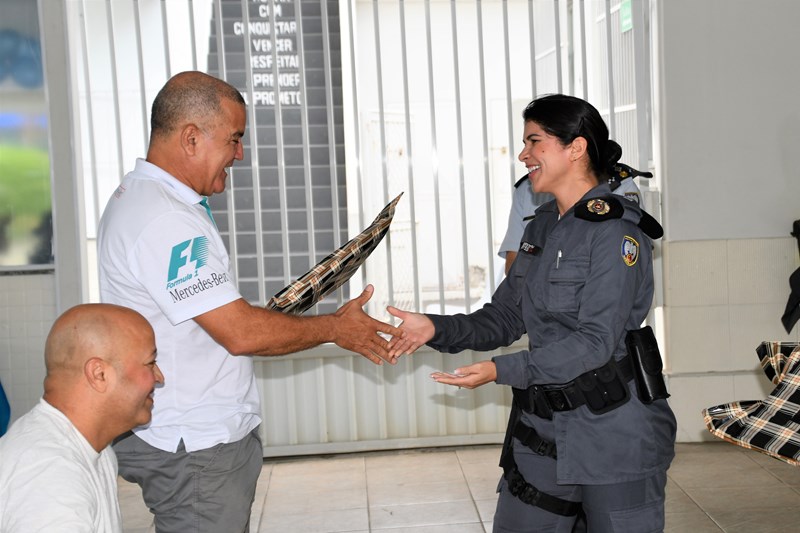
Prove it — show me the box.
[621,235,639,266]
[574,196,623,222]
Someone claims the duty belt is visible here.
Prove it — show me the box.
[512,355,635,419]
[499,355,636,516]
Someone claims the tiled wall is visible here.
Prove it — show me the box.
[664,237,800,442]
[0,273,56,426]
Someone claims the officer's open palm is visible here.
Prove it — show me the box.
[431,361,496,389]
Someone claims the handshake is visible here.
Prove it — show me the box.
[329,295,497,390]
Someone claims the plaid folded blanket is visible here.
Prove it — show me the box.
[702,341,800,466]
[266,193,403,315]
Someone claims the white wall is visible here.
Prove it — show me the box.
[657,0,800,241]
[656,0,800,441]
[0,274,56,426]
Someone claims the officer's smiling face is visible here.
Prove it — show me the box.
[518,120,572,195]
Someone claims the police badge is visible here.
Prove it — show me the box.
[588,199,611,215]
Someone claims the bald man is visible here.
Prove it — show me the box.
[0,304,163,533]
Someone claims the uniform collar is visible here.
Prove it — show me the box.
[580,182,613,201]
[532,183,616,219]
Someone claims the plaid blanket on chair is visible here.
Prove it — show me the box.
[702,341,800,466]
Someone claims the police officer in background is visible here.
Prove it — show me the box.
[388,94,676,532]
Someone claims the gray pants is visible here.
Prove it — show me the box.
[493,450,667,533]
[114,429,263,533]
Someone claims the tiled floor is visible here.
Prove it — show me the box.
[119,442,800,532]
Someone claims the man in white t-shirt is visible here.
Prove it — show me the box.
[97,71,404,532]
[0,303,163,532]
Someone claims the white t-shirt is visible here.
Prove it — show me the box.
[0,399,122,532]
[97,158,261,453]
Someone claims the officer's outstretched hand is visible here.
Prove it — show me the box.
[386,306,435,362]
[431,361,497,390]
[333,285,405,365]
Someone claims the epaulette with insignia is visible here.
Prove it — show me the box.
[575,196,624,221]
[574,196,663,240]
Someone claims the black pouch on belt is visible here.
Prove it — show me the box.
[625,326,670,403]
[574,357,630,415]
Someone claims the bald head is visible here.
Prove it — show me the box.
[149,71,245,142]
[42,304,161,451]
[45,304,152,379]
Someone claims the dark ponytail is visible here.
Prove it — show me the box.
[602,139,623,174]
[523,94,620,179]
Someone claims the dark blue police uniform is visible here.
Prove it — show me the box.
[426,183,676,532]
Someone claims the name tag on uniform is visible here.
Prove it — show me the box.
[520,242,542,256]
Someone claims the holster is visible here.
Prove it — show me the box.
[625,326,670,403]
[499,403,581,517]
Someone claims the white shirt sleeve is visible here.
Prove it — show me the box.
[499,184,539,258]
[613,177,642,205]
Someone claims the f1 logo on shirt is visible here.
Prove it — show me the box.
[166,236,209,287]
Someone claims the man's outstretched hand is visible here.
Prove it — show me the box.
[332,285,405,365]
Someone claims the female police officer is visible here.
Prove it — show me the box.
[387,94,676,532]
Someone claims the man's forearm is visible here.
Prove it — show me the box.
[195,299,336,356]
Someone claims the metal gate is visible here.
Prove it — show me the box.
[61,0,655,456]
